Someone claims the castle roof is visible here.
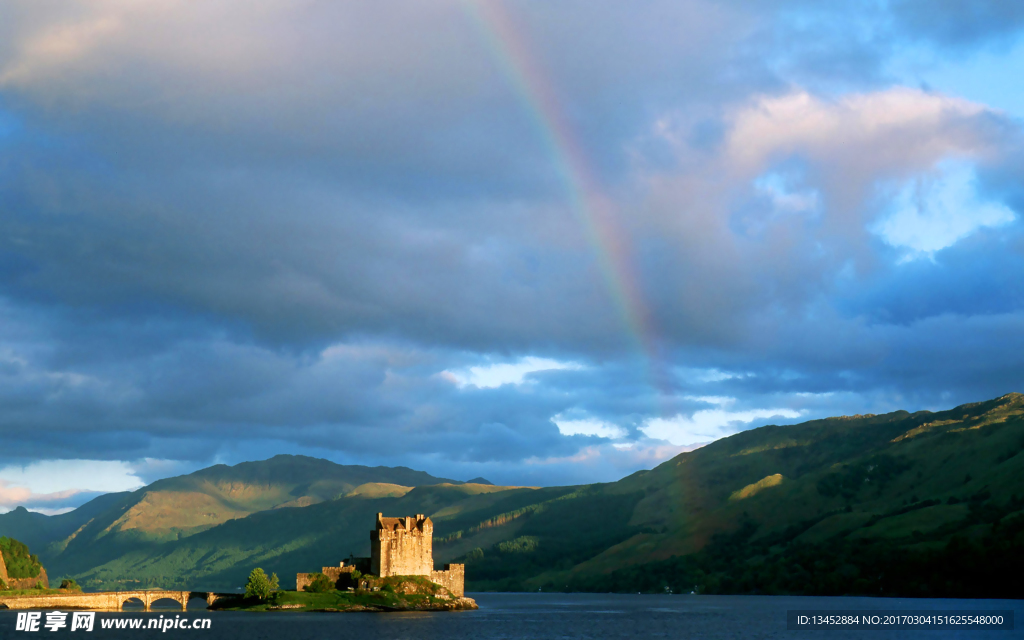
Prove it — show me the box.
[378,516,407,530]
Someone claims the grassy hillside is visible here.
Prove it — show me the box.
[3,394,1023,597]
[56,483,535,590]
[0,455,463,588]
[0,494,130,556]
[98,454,461,540]
[442,393,1024,597]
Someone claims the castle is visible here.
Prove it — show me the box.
[296,513,464,597]
[372,513,432,576]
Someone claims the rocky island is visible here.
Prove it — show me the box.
[214,513,476,613]
[211,575,477,612]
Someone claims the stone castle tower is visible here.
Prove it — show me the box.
[371,513,433,577]
[298,513,464,597]
[370,513,465,596]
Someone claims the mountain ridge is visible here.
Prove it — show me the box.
[0,454,464,583]
[2,394,1023,597]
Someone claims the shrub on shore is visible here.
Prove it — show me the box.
[304,573,334,593]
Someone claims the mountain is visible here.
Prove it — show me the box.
[93,454,460,539]
[441,392,1024,597]
[0,455,462,585]
[3,394,1023,597]
[59,482,532,590]
[0,493,130,557]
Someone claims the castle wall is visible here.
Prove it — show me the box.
[429,564,465,597]
[372,514,433,577]
[370,536,382,576]
[296,564,356,591]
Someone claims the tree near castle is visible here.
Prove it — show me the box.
[244,568,279,600]
[304,573,334,593]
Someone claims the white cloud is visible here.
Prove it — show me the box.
[523,441,690,473]
[446,357,583,389]
[0,16,122,86]
[553,416,627,439]
[684,395,734,405]
[0,459,144,499]
[726,89,988,172]
[126,458,208,485]
[872,159,1015,256]
[674,367,745,383]
[641,406,801,446]
[753,172,821,217]
[25,507,77,516]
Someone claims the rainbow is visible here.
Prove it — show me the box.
[461,0,670,399]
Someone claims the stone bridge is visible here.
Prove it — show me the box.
[0,590,241,611]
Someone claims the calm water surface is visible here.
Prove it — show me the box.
[0,593,1020,639]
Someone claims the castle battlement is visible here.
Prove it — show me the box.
[295,561,358,593]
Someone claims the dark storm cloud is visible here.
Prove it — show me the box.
[0,0,1023,493]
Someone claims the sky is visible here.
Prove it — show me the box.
[1,0,1024,513]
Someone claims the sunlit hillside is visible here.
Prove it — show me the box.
[2,395,1023,597]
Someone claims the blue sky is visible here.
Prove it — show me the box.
[1,0,1024,512]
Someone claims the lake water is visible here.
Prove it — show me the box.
[0,593,1020,639]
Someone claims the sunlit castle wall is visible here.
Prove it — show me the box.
[371,514,433,577]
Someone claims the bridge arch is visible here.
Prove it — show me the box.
[186,595,209,610]
[150,596,186,611]
[120,596,146,611]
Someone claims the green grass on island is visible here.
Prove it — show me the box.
[211,576,474,612]
[0,588,70,597]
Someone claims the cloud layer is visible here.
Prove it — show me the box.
[0,0,1023,495]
